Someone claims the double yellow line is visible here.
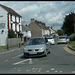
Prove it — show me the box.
[64,46,75,55]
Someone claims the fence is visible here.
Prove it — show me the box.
[7,38,21,48]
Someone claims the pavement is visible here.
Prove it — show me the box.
[0,44,75,55]
[0,45,24,54]
[67,44,75,51]
[63,44,75,55]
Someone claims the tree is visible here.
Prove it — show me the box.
[8,29,17,38]
[61,12,74,35]
[57,29,64,36]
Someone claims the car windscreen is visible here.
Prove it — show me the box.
[59,37,66,39]
[27,38,45,45]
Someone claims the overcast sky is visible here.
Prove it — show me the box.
[0,1,75,30]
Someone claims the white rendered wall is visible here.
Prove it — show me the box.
[22,30,31,38]
[0,6,8,46]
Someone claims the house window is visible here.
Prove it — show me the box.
[19,17,20,23]
[19,25,20,32]
[10,15,12,21]
[13,24,15,31]
[15,16,16,22]
[15,24,17,32]
[11,23,13,29]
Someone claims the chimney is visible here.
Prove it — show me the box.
[31,18,35,23]
[51,26,53,29]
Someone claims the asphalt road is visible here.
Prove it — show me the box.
[0,43,75,74]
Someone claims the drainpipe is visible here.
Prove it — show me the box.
[7,13,9,50]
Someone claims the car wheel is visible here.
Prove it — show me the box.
[48,50,50,54]
[57,43,59,44]
[44,50,47,57]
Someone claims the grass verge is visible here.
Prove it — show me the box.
[0,46,7,50]
[69,41,75,50]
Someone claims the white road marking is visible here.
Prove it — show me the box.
[12,58,32,65]
[26,70,31,72]
[51,68,55,71]
[55,71,58,72]
[14,68,17,69]
[29,58,32,64]
[32,68,38,72]
[38,68,42,72]
[12,54,23,59]
[59,71,62,73]
[73,71,75,73]
[17,70,21,71]
[46,70,49,72]
[4,60,8,62]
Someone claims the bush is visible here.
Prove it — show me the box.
[8,29,17,38]
[57,29,64,36]
[69,33,75,41]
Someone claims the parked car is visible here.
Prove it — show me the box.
[57,36,70,44]
[23,37,51,57]
[46,37,55,45]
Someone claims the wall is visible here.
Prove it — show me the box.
[9,14,22,33]
[42,29,45,36]
[22,30,31,38]
[29,20,42,37]
[0,6,8,46]
[7,38,21,48]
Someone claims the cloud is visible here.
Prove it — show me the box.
[0,1,75,30]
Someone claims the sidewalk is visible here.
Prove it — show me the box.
[0,45,24,53]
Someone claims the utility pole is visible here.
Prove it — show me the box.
[73,13,75,33]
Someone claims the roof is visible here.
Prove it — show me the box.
[22,25,31,31]
[0,4,21,17]
[35,20,49,30]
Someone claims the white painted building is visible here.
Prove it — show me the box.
[0,4,22,46]
[22,25,31,42]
